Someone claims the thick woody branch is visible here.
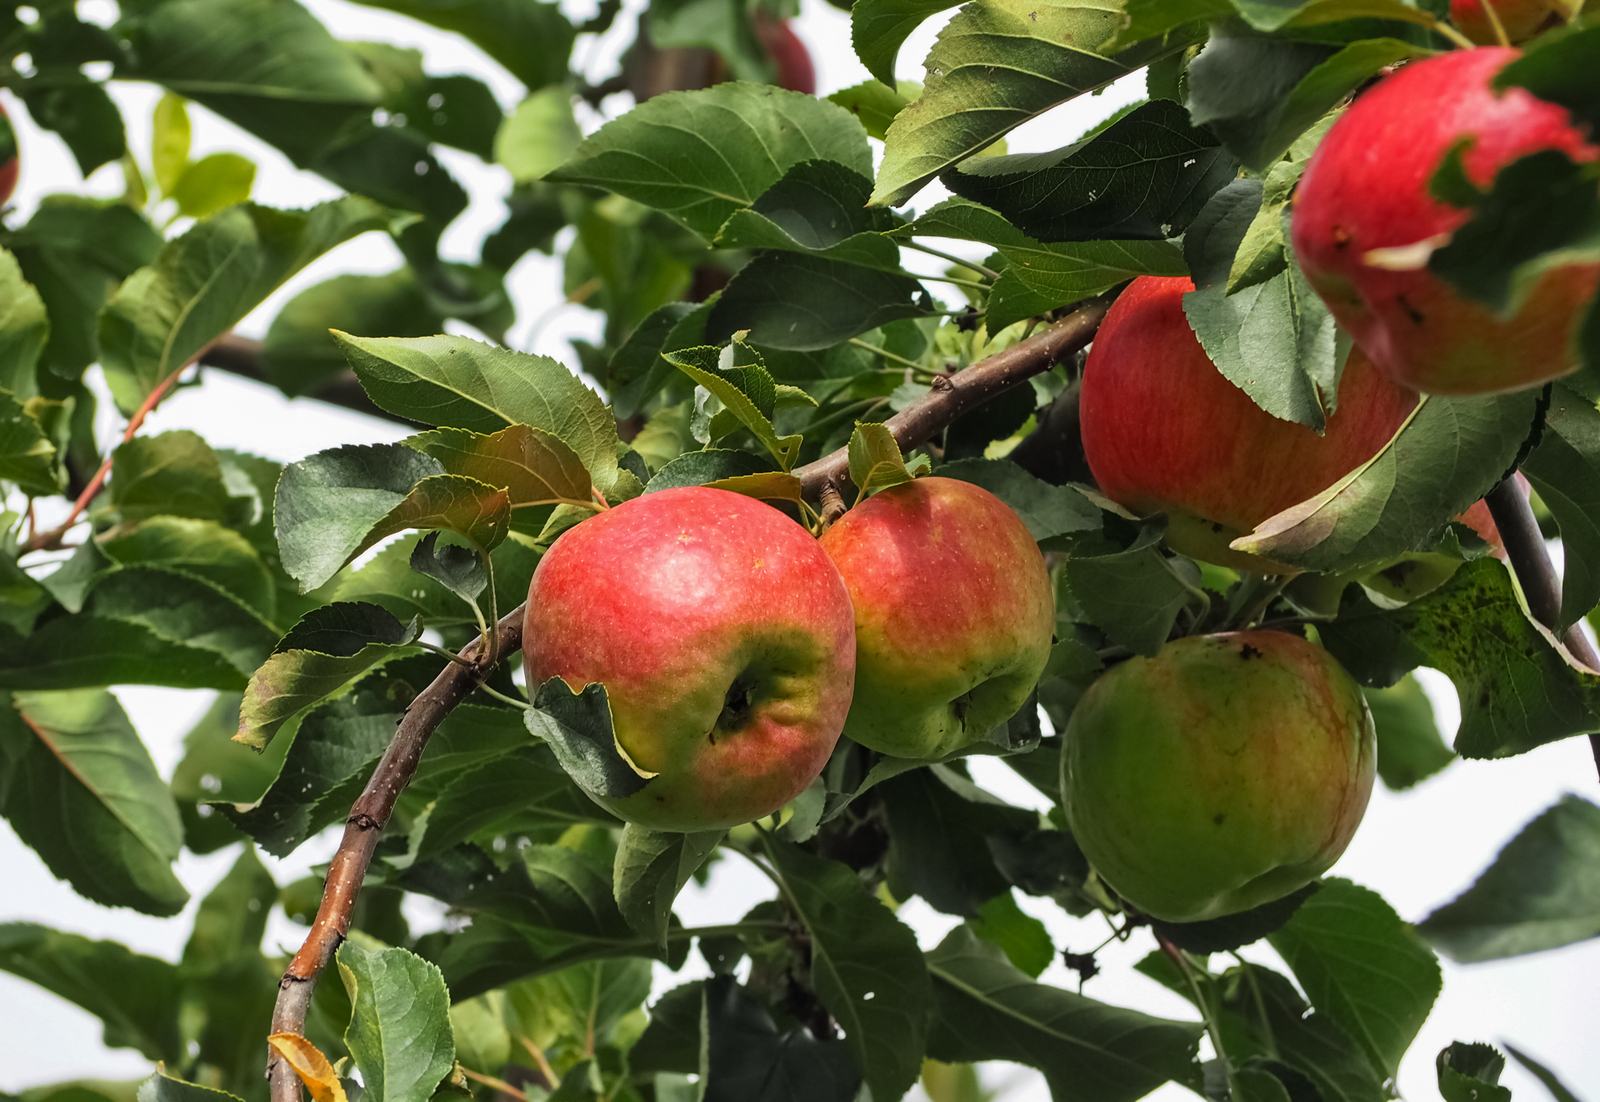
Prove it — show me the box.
[1484,477,1600,778]
[267,606,526,1102]
[793,295,1114,498]
[200,335,408,425]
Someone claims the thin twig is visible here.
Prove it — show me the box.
[794,295,1114,499]
[1484,477,1600,779]
[21,362,190,553]
[266,604,526,1102]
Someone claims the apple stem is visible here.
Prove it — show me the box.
[264,603,525,1102]
[1484,476,1600,779]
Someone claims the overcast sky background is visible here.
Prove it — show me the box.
[2,1,1597,1098]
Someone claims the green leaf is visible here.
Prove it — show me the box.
[151,94,193,198]
[496,86,583,184]
[81,566,278,676]
[848,421,924,496]
[170,153,257,220]
[346,0,575,91]
[18,77,126,176]
[664,345,801,468]
[1505,1046,1583,1102]
[525,678,656,801]
[0,691,188,916]
[110,430,236,522]
[412,743,614,860]
[183,846,277,968]
[871,0,1203,207]
[408,532,487,609]
[648,0,770,83]
[925,926,1202,1102]
[0,610,248,692]
[700,975,863,1101]
[0,247,49,399]
[1185,30,1365,172]
[1,197,162,378]
[0,389,62,496]
[943,100,1237,242]
[765,837,932,1102]
[827,79,921,142]
[613,824,725,948]
[1233,391,1540,573]
[548,83,872,240]
[338,941,457,1102]
[1419,795,1600,962]
[937,458,1102,541]
[988,238,1186,332]
[1150,883,1322,953]
[122,0,383,167]
[709,252,934,351]
[408,423,595,520]
[350,42,504,161]
[852,0,964,86]
[1437,1043,1511,1102]
[335,533,539,631]
[1496,26,1600,133]
[1268,879,1441,1080]
[1320,559,1600,759]
[98,199,387,410]
[236,602,424,750]
[1183,178,1348,432]
[273,442,444,591]
[645,449,777,493]
[261,268,445,398]
[0,923,183,1061]
[335,332,625,495]
[968,893,1054,978]
[137,1068,248,1102]
[100,516,275,620]
[1363,675,1453,791]
[1521,385,1600,629]
[1063,528,1196,656]
[713,160,904,270]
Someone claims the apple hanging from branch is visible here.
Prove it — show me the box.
[1293,48,1600,396]
[1062,630,1377,923]
[819,477,1055,760]
[1077,275,1417,572]
[523,486,856,831]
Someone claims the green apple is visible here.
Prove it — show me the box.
[1061,630,1376,922]
[818,476,1054,759]
[523,485,857,831]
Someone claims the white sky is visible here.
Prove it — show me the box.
[2,1,1598,1098]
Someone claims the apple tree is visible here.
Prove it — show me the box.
[2,0,1599,1099]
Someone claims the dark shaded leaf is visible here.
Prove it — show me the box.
[1362,675,1453,791]
[1152,883,1320,953]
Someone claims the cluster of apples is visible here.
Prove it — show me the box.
[523,478,1054,832]
[1062,43,1595,923]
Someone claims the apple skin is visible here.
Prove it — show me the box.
[1451,0,1561,45]
[523,486,856,831]
[818,477,1054,759]
[1293,49,1600,396]
[1078,275,1418,572]
[753,13,816,95]
[1061,630,1376,923]
[0,103,18,208]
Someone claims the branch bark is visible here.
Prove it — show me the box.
[266,606,526,1102]
[793,295,1114,497]
[1484,477,1600,778]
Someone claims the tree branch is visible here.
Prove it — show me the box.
[266,605,526,1102]
[793,295,1114,498]
[1484,477,1600,778]
[199,335,411,425]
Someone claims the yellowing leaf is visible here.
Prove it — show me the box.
[269,1033,349,1102]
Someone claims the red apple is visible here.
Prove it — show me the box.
[1451,0,1562,45]
[0,103,18,208]
[753,13,816,96]
[523,486,856,831]
[818,477,1054,759]
[1078,275,1418,571]
[1062,630,1376,922]
[1293,48,1600,396]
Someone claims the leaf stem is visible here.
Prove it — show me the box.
[848,337,934,376]
[902,240,1001,281]
[1159,934,1238,1097]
